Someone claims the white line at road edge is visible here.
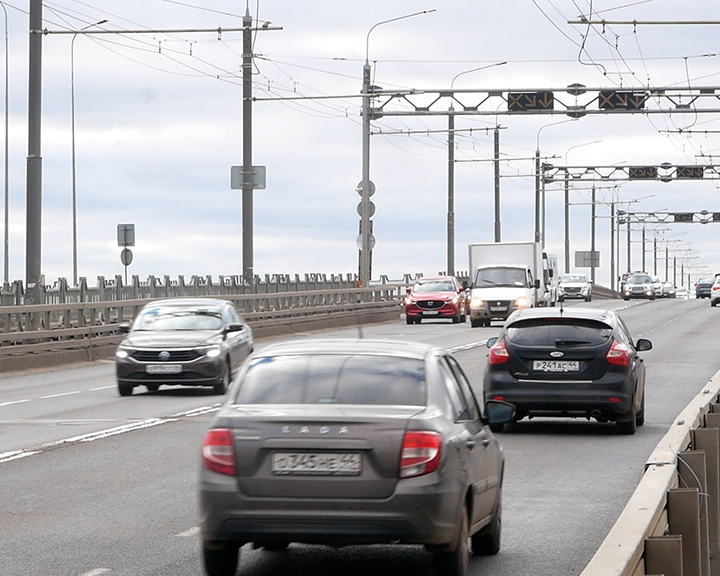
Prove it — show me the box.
[449,340,488,353]
[0,404,221,466]
[78,569,110,576]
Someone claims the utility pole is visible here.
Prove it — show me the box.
[494,127,500,242]
[447,108,454,274]
[26,0,42,306]
[591,184,596,283]
[242,8,253,285]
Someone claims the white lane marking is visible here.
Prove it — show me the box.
[449,340,488,353]
[89,385,115,391]
[40,390,81,399]
[175,526,200,538]
[79,569,110,576]
[0,405,221,466]
[0,399,31,408]
[0,450,41,463]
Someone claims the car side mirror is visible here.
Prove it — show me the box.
[462,280,468,290]
[118,323,131,334]
[225,322,245,333]
[486,337,498,348]
[635,338,652,352]
[534,279,541,289]
[406,286,412,294]
[484,400,516,426]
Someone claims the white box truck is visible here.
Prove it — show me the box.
[467,241,557,327]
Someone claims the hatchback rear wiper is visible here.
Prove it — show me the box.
[554,339,591,346]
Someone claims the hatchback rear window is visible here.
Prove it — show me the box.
[505,318,613,346]
[233,354,426,406]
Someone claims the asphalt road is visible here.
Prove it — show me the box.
[0,297,717,576]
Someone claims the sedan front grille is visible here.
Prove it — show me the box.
[417,300,447,310]
[130,349,202,362]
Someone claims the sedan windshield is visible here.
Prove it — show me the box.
[506,318,613,346]
[561,275,587,283]
[132,307,223,331]
[627,274,651,284]
[234,354,426,406]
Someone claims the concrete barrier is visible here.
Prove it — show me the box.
[581,370,720,576]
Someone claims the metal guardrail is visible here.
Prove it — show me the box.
[581,369,720,576]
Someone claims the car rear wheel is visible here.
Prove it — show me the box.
[472,497,501,555]
[203,543,240,576]
[118,383,133,397]
[432,509,469,576]
[617,399,637,435]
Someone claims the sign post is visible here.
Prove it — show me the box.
[117,223,135,285]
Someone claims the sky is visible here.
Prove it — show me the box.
[2,0,720,289]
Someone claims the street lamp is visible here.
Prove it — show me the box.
[359,9,435,287]
[0,2,7,289]
[71,19,107,287]
[446,61,506,273]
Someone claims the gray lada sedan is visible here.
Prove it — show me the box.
[199,338,513,576]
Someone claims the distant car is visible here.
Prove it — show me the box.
[404,276,467,324]
[661,282,676,298]
[675,286,689,299]
[711,277,720,307]
[622,273,655,300]
[651,276,663,297]
[696,278,714,299]
[115,298,253,396]
[199,338,514,576]
[483,307,652,435]
[557,273,592,302]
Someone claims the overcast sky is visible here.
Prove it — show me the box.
[2,0,720,288]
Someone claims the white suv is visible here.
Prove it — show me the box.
[711,276,720,307]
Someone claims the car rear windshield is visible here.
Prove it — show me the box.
[233,354,426,406]
[505,318,613,346]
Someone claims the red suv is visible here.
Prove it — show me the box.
[404,276,467,324]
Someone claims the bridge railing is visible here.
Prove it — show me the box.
[581,370,720,576]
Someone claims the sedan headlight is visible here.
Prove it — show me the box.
[515,296,529,308]
[116,349,129,359]
[470,297,484,308]
[205,346,222,359]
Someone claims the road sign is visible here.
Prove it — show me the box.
[120,248,133,266]
[230,165,266,190]
[357,200,376,218]
[628,166,658,180]
[575,250,600,267]
[117,223,135,247]
[356,234,376,251]
[676,166,705,179]
[507,91,554,112]
[356,180,376,197]
[599,90,646,110]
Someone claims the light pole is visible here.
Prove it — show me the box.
[535,119,575,245]
[70,19,107,287]
[359,9,435,286]
[447,62,505,273]
[1,1,7,289]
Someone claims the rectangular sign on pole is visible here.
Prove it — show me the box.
[230,165,266,190]
[117,223,135,247]
[575,250,599,268]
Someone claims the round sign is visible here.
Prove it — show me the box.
[356,234,376,251]
[355,180,376,197]
[356,200,376,218]
[120,248,133,266]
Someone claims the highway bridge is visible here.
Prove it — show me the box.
[0,295,717,576]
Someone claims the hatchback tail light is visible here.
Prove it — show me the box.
[202,428,236,476]
[605,339,630,367]
[488,338,510,365]
[399,431,441,478]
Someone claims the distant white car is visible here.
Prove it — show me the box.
[675,286,689,299]
[711,277,720,307]
[557,274,592,302]
[651,276,663,297]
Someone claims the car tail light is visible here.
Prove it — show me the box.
[202,428,236,476]
[605,339,630,367]
[488,338,510,365]
[399,431,441,478]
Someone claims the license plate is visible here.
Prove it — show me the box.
[490,306,508,312]
[146,364,182,374]
[533,360,580,373]
[422,310,439,315]
[271,453,361,476]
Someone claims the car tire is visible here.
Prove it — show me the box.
[472,497,501,555]
[586,295,592,302]
[712,300,717,307]
[470,317,482,328]
[432,508,469,576]
[484,319,492,327]
[452,310,461,324]
[406,315,414,324]
[118,383,133,397]
[213,365,231,395]
[203,543,240,576]
[636,391,645,427]
[558,296,564,303]
[617,399,637,435]
[460,308,467,323]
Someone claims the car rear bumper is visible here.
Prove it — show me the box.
[199,472,463,547]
